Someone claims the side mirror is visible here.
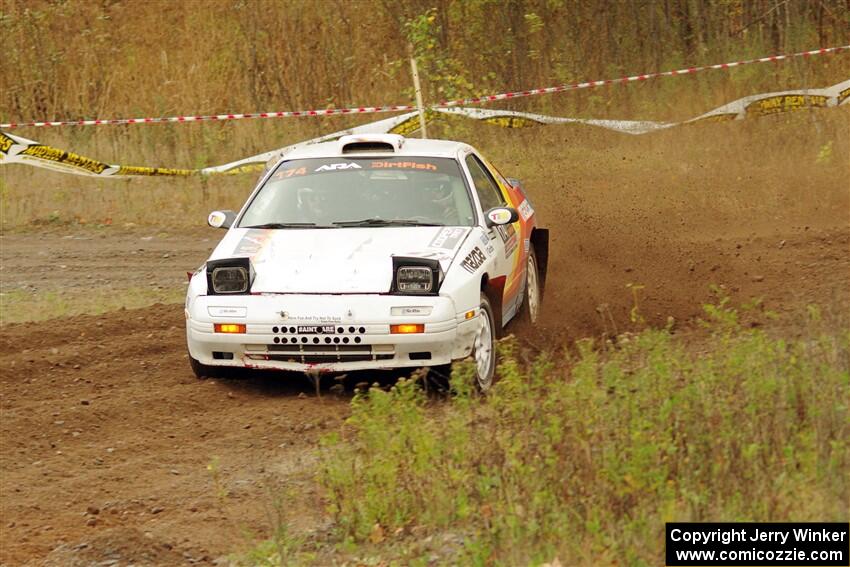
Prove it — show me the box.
[208,210,237,229]
[505,177,524,190]
[485,207,519,227]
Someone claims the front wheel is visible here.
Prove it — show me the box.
[429,293,497,393]
[472,292,497,392]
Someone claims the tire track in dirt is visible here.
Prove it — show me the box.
[1,304,350,566]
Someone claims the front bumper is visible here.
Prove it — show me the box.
[186,293,480,372]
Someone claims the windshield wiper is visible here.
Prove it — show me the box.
[332,218,444,227]
[242,222,333,229]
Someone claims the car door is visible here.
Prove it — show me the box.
[463,152,521,324]
[481,157,530,317]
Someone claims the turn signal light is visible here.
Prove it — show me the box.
[390,323,425,334]
[214,323,246,334]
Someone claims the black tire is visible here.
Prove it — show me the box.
[472,292,497,392]
[515,245,541,327]
[426,364,453,392]
[189,354,221,380]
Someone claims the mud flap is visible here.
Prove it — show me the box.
[484,275,507,338]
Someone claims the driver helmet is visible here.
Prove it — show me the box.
[413,179,455,222]
[428,181,454,206]
[296,186,329,219]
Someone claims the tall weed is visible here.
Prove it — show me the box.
[319,301,849,564]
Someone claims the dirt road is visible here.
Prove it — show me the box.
[1,301,353,566]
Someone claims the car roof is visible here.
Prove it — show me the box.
[282,135,474,161]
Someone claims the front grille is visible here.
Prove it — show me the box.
[269,344,369,353]
[246,343,394,364]
[268,353,394,363]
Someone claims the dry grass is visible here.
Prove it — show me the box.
[2,106,846,232]
[473,108,850,236]
[3,0,846,122]
[0,285,185,325]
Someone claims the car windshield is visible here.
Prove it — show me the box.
[238,157,475,228]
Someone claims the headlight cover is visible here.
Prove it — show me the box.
[391,257,441,296]
[206,257,253,295]
[397,266,433,293]
[212,266,248,293]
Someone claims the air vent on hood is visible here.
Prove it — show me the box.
[342,142,394,153]
[338,134,404,154]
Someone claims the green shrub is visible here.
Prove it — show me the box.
[319,301,849,565]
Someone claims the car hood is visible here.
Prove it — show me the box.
[208,226,472,293]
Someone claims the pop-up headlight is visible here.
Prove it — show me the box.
[206,257,253,295]
[397,266,433,293]
[391,257,441,296]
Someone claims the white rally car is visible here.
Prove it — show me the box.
[186,134,547,390]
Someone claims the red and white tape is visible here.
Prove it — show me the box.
[0,104,418,129]
[437,45,850,107]
[1,44,847,129]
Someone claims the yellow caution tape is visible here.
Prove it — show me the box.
[2,79,846,178]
